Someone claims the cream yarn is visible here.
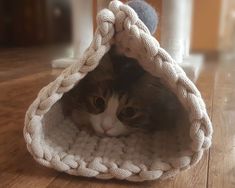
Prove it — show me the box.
[23,0,212,182]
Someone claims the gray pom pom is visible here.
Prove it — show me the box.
[127,0,158,34]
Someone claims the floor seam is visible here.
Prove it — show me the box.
[205,67,216,188]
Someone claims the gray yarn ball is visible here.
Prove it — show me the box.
[127,0,158,34]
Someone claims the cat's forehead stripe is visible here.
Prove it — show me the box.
[104,95,119,116]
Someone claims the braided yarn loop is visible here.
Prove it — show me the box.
[23,0,212,181]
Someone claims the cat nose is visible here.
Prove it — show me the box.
[102,117,113,131]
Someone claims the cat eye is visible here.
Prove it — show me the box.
[120,107,136,119]
[93,96,105,110]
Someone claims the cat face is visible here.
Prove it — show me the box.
[82,83,151,136]
[63,51,181,137]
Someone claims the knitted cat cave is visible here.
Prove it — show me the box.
[24,0,213,182]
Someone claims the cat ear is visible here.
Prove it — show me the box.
[85,53,115,83]
[129,73,167,101]
[136,73,162,89]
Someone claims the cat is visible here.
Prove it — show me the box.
[61,49,184,137]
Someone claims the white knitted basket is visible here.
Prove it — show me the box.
[23,0,213,182]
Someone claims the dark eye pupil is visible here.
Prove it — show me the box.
[94,97,105,109]
[122,107,135,118]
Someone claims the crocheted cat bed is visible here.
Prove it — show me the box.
[24,0,213,182]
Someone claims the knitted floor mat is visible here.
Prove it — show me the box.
[39,102,192,181]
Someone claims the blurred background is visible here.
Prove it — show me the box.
[0,0,234,59]
[0,0,71,46]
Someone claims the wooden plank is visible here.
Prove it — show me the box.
[208,61,235,188]
[0,47,66,82]
[0,70,60,187]
[0,47,63,188]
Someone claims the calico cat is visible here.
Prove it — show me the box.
[62,50,184,137]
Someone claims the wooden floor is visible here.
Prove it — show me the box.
[0,46,234,188]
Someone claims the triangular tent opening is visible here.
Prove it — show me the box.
[24,0,212,181]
